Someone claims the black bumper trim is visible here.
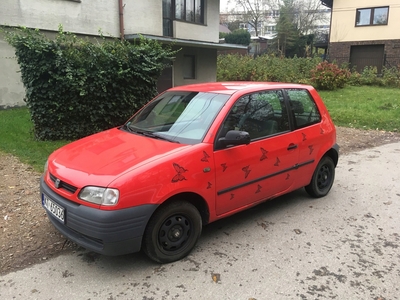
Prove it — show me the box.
[40,176,158,256]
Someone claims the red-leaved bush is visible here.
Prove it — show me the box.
[310,61,350,90]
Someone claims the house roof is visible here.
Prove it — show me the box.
[321,0,333,8]
[125,34,248,51]
[219,24,231,34]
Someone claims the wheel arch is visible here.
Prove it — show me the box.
[325,144,339,167]
[154,192,210,226]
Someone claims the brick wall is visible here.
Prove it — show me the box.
[328,39,400,68]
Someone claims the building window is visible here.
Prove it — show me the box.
[183,55,196,79]
[356,7,389,26]
[175,0,205,24]
[163,0,173,36]
[163,0,205,36]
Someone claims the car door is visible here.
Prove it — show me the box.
[285,88,325,187]
[213,90,300,216]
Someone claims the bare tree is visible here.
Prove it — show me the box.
[227,0,329,37]
[290,0,329,34]
[227,0,272,36]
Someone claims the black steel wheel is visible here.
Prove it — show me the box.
[142,201,202,263]
[305,156,335,198]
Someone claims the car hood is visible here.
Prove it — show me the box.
[48,128,189,187]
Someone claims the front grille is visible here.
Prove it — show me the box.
[49,173,78,194]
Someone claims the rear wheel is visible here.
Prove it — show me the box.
[142,201,202,263]
[305,156,335,198]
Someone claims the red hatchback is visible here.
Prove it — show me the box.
[41,82,339,263]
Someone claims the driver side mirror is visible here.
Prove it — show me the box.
[218,130,251,148]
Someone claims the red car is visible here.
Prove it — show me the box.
[41,82,339,263]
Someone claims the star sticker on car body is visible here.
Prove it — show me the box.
[256,184,262,193]
[274,157,280,166]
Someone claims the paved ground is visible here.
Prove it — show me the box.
[1,142,399,300]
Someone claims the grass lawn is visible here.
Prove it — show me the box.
[0,107,69,172]
[319,86,400,132]
[0,85,399,172]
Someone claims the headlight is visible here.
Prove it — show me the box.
[79,186,119,206]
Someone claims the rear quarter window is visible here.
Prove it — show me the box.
[286,89,321,129]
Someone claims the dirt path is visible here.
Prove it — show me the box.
[1,127,400,275]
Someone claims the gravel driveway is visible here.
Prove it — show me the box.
[0,139,399,299]
[1,127,400,276]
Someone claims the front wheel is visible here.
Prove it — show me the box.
[305,156,335,198]
[142,201,202,263]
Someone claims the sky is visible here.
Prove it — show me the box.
[220,0,236,12]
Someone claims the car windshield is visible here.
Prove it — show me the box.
[124,91,230,144]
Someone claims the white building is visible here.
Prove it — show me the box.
[0,0,245,108]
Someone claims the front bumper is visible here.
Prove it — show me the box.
[40,176,158,256]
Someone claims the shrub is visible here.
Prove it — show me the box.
[310,61,350,90]
[4,26,177,140]
[359,66,382,86]
[347,71,362,86]
[382,67,400,88]
[217,53,321,83]
[224,29,251,46]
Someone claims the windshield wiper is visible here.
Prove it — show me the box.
[124,125,179,143]
[123,123,135,132]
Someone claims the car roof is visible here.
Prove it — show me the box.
[167,82,312,95]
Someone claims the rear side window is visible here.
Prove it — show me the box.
[286,89,321,129]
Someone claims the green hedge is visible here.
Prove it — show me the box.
[217,53,322,83]
[217,54,400,90]
[4,26,177,141]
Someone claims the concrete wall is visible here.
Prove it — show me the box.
[0,33,25,108]
[174,0,220,43]
[0,0,221,108]
[330,0,400,43]
[173,47,217,87]
[0,0,119,37]
[0,0,119,108]
[123,0,162,36]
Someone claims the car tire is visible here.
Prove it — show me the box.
[305,156,335,198]
[142,201,202,263]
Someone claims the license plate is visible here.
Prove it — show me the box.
[42,194,65,223]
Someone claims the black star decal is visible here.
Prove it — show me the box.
[256,184,262,194]
[302,133,307,141]
[286,173,290,180]
[207,182,212,189]
[274,157,280,167]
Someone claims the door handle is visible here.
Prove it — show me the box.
[287,143,298,150]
